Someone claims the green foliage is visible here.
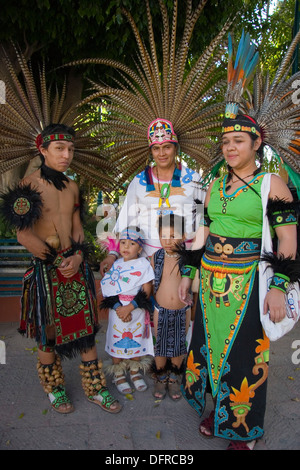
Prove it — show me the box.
[0,219,16,238]
[259,0,299,78]
[0,0,273,86]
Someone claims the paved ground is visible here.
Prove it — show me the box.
[0,320,300,452]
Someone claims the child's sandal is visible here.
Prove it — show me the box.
[113,374,133,395]
[168,375,182,401]
[130,372,147,392]
[153,375,168,400]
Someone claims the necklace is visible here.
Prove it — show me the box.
[164,250,177,258]
[231,171,255,184]
[156,167,173,208]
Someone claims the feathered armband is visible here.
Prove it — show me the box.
[175,243,205,280]
[100,289,153,313]
[42,239,92,266]
[260,251,300,294]
[267,197,299,229]
[0,183,43,230]
[130,289,153,313]
[70,239,92,261]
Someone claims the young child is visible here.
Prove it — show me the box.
[100,227,154,395]
[150,214,192,401]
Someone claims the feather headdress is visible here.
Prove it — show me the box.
[241,29,300,174]
[0,44,118,189]
[216,30,300,176]
[68,0,233,184]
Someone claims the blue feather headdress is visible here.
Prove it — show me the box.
[225,30,259,119]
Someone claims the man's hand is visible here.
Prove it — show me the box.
[59,253,82,278]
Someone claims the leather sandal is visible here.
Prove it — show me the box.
[152,375,168,399]
[48,385,74,414]
[87,386,122,413]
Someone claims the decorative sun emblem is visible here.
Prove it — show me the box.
[13,197,31,216]
[101,264,141,294]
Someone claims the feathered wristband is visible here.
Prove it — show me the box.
[100,289,153,313]
[260,251,300,293]
[175,243,205,278]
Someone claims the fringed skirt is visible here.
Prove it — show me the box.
[19,251,98,359]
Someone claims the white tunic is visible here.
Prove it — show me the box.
[101,257,155,358]
[115,165,205,256]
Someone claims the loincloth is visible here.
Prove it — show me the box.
[19,248,98,359]
[154,300,189,358]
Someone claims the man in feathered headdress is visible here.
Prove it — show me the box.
[100,117,205,274]
[0,123,122,415]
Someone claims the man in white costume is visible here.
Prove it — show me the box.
[100,118,205,273]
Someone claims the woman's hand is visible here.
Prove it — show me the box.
[178,277,193,305]
[100,254,116,276]
[263,288,286,323]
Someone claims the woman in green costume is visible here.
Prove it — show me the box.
[178,113,298,450]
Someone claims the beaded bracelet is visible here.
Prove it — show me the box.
[53,254,64,267]
[75,249,84,261]
[181,265,197,280]
[269,272,291,293]
[108,250,119,259]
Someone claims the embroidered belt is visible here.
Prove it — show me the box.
[205,233,261,261]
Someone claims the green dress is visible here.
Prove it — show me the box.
[182,172,270,442]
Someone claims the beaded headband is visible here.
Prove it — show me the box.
[222,114,261,138]
[148,118,178,147]
[35,133,75,150]
[119,227,145,247]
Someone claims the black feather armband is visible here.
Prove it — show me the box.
[100,295,120,310]
[267,197,299,228]
[100,289,153,313]
[175,243,205,279]
[260,251,300,293]
[70,239,92,261]
[0,183,43,230]
[130,289,153,312]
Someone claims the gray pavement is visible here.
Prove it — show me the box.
[0,319,300,451]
